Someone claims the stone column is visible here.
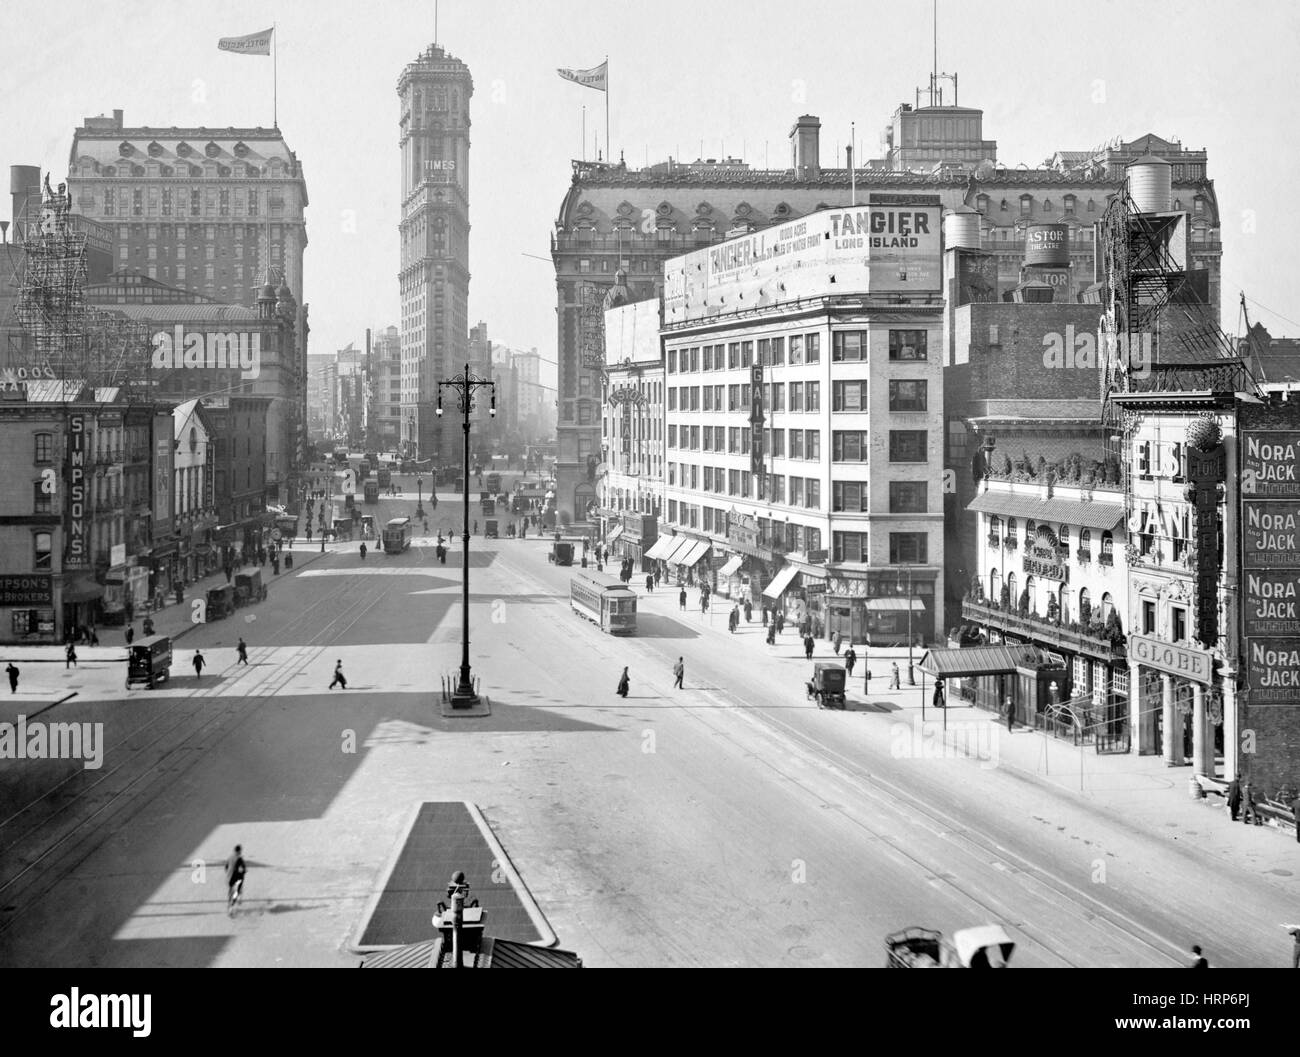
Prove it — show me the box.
[1192,682,1209,777]
[1162,674,1178,766]
[1220,673,1237,782]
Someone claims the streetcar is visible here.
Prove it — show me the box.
[377,466,392,489]
[570,569,638,635]
[364,479,380,504]
[383,516,413,554]
[485,472,501,493]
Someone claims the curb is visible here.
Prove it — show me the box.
[465,801,559,948]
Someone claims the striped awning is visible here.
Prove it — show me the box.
[865,597,927,612]
[660,536,695,564]
[762,564,799,600]
[718,555,743,577]
[644,535,678,561]
[605,525,624,545]
[676,539,711,567]
[966,491,1124,531]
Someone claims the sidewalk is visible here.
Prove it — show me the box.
[2,540,336,665]
[631,577,1300,884]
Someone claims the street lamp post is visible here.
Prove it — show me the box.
[416,476,425,519]
[437,364,495,709]
[905,562,916,686]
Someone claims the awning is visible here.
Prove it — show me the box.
[61,575,104,603]
[676,539,711,567]
[797,564,828,580]
[661,536,697,564]
[644,535,679,561]
[918,646,1036,679]
[718,555,743,578]
[605,525,624,545]
[762,564,799,600]
[966,491,1124,531]
[865,597,927,612]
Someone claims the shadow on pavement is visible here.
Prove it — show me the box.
[633,614,701,640]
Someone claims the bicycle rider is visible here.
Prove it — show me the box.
[226,844,247,915]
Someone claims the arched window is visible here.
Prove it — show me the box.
[1058,525,1070,548]
[990,567,1001,601]
[1079,587,1091,622]
[1024,575,1037,615]
[1059,585,1071,624]
[1007,517,1017,540]
[1006,572,1017,606]
[1101,592,1114,620]
[1026,519,1036,538]
[1079,528,1092,555]
[1101,531,1114,562]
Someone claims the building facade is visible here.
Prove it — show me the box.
[397,44,473,465]
[171,398,218,584]
[656,201,946,645]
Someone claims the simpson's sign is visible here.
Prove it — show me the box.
[151,326,262,379]
[665,200,941,323]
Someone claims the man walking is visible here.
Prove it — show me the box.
[803,634,815,660]
[66,643,78,669]
[616,666,630,698]
[890,662,901,690]
[5,662,18,693]
[192,649,206,680]
[1006,696,1016,732]
[844,645,857,678]
[832,630,843,655]
[125,624,135,647]
[673,657,685,690]
[329,659,347,689]
[236,638,249,666]
[1243,781,1259,825]
[645,573,654,593]
[1227,775,1242,822]
[933,679,946,710]
[226,844,247,917]
[679,588,687,611]
[1189,945,1208,969]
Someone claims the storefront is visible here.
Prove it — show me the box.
[104,565,150,625]
[618,514,657,571]
[1128,634,1222,773]
[1,574,59,646]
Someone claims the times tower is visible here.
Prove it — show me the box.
[397,43,473,465]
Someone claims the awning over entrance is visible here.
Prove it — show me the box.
[604,525,624,545]
[865,597,927,612]
[676,539,711,567]
[718,555,743,578]
[661,536,696,564]
[61,574,105,603]
[966,491,1124,531]
[918,646,1036,679]
[644,535,678,561]
[762,564,799,600]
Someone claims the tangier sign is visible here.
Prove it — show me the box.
[151,326,261,380]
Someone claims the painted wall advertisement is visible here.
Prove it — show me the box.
[664,195,941,324]
[1240,406,1300,706]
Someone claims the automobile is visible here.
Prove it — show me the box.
[885,925,1015,968]
[234,570,267,607]
[548,541,574,566]
[484,519,499,539]
[126,635,173,689]
[805,662,847,709]
[205,584,235,621]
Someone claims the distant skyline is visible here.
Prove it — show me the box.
[3,0,1298,380]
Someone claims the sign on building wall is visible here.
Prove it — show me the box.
[1240,406,1300,709]
[154,433,173,525]
[1022,525,1068,582]
[578,283,605,370]
[1187,440,1225,648]
[664,198,942,324]
[0,575,53,606]
[749,363,765,477]
[65,414,88,568]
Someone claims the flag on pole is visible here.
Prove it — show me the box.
[557,61,607,92]
[218,27,274,55]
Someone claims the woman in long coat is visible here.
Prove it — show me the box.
[617,667,630,698]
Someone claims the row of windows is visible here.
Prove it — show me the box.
[667,378,929,414]
[988,517,1114,556]
[665,427,928,464]
[669,330,927,372]
[104,187,270,218]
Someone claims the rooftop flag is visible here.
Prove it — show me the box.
[218,27,274,56]
[557,61,607,92]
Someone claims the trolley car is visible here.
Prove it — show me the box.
[382,516,413,554]
[570,569,638,635]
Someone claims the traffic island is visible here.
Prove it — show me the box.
[438,673,491,717]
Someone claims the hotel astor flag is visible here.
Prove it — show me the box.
[557,60,608,91]
[218,27,274,55]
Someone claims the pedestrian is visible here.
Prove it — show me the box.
[844,645,857,677]
[832,630,843,655]
[359,542,367,560]
[1189,945,1208,969]
[673,657,684,689]
[473,520,478,535]
[803,634,814,660]
[645,573,653,592]
[321,535,327,554]
[1227,775,1242,821]
[329,659,347,689]
[762,605,769,626]
[766,623,776,645]
[1243,781,1259,825]
[192,649,206,679]
[617,666,630,698]
[237,638,249,665]
[224,564,233,584]
[306,526,312,541]
[89,627,99,647]
[226,843,247,917]
[933,679,946,710]
[5,662,18,693]
[728,607,738,633]
[125,625,135,647]
[744,599,752,623]
[890,662,900,690]
[864,665,872,696]
[66,643,77,669]
[271,555,280,575]
[679,588,687,611]
[1006,696,1015,732]
[776,613,785,635]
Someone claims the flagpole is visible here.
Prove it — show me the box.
[605,56,610,165]
[273,23,278,128]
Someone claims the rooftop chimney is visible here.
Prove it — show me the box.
[112,109,124,128]
[790,115,821,177]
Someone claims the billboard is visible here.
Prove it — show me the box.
[65,414,89,568]
[664,197,942,325]
[1241,432,1300,497]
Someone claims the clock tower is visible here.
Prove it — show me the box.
[397,43,474,466]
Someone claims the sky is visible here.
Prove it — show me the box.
[3,0,1299,380]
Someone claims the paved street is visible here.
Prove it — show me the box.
[2,501,1297,968]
